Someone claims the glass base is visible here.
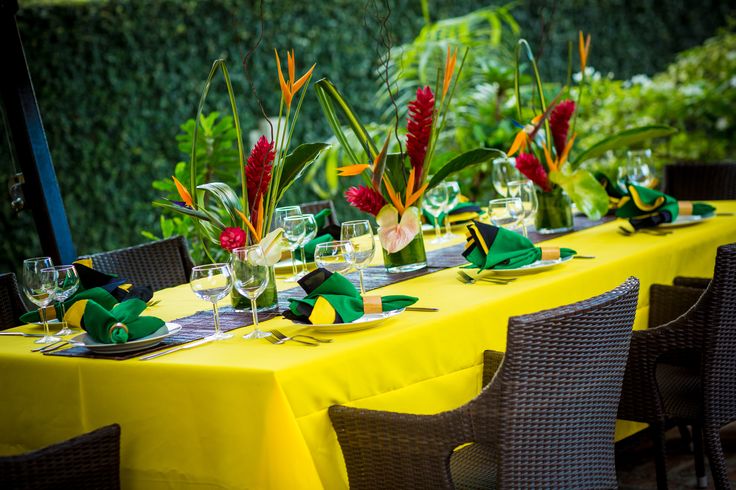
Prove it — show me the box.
[284,275,299,283]
[55,325,74,336]
[205,332,232,341]
[385,261,427,274]
[243,328,271,339]
[35,335,61,344]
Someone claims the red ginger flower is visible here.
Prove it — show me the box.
[245,136,275,216]
[406,86,435,182]
[549,100,575,158]
[219,227,246,251]
[345,185,386,216]
[515,152,551,192]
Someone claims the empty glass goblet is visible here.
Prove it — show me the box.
[22,257,58,344]
[618,149,654,189]
[340,220,375,294]
[507,180,537,237]
[488,197,524,232]
[298,214,318,277]
[314,241,354,275]
[422,184,449,244]
[283,215,308,282]
[190,263,233,341]
[492,156,521,197]
[44,265,80,335]
[442,181,462,240]
[231,246,270,340]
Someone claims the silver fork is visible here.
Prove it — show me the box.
[456,270,516,285]
[271,328,332,344]
[265,332,318,347]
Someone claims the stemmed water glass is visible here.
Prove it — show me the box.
[44,265,80,335]
[190,263,233,341]
[507,180,538,237]
[492,156,521,197]
[442,181,462,240]
[488,197,524,232]
[283,215,308,282]
[297,214,318,277]
[422,184,449,244]
[340,220,375,294]
[22,257,59,344]
[231,246,271,340]
[618,149,654,188]
[273,205,302,266]
[314,241,354,275]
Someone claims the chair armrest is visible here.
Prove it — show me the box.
[648,284,704,328]
[672,276,710,289]
[328,404,471,489]
[618,321,701,422]
[482,350,504,387]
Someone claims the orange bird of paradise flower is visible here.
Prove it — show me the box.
[172,176,193,208]
[579,31,591,74]
[507,114,543,157]
[275,49,316,108]
[442,46,458,101]
[542,133,577,173]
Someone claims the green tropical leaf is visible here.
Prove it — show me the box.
[153,200,211,221]
[427,148,506,189]
[572,125,677,168]
[276,143,330,201]
[549,169,609,220]
[197,182,242,225]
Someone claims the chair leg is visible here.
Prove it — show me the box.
[651,423,669,490]
[702,426,730,490]
[678,423,693,452]
[692,424,707,489]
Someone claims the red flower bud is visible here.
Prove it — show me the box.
[219,227,246,251]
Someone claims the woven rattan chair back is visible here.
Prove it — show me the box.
[0,273,27,330]
[663,162,736,200]
[0,424,121,489]
[299,200,339,226]
[470,277,639,488]
[80,236,194,291]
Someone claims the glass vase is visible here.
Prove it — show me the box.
[535,187,574,234]
[230,266,279,312]
[381,233,428,273]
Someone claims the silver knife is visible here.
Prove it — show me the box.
[406,307,439,312]
[0,332,45,337]
[139,337,214,361]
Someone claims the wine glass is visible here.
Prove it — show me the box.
[282,215,308,282]
[231,246,270,340]
[619,149,654,189]
[488,197,524,231]
[44,265,80,335]
[340,220,375,294]
[273,205,302,266]
[422,184,449,244]
[22,257,59,344]
[298,214,318,277]
[492,156,521,197]
[507,180,537,237]
[190,263,233,341]
[314,241,354,275]
[442,181,462,240]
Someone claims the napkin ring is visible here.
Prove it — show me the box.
[109,322,128,336]
[363,296,383,314]
[541,247,561,261]
[678,201,693,216]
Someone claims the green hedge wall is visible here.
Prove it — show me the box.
[0,0,731,273]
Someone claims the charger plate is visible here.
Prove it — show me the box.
[297,308,405,333]
[69,323,182,354]
[479,254,574,276]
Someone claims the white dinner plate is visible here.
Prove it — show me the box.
[70,323,182,354]
[297,308,405,333]
[659,214,714,228]
[275,258,314,274]
[32,318,60,327]
[479,254,574,276]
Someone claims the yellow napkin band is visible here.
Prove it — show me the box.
[363,296,383,314]
[108,322,128,337]
[678,201,693,215]
[541,247,561,260]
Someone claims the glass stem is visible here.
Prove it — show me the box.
[250,298,259,332]
[300,247,308,274]
[521,221,528,237]
[444,215,452,235]
[60,302,67,328]
[290,249,298,276]
[434,220,442,240]
[41,305,49,338]
[358,268,365,295]
[212,302,221,337]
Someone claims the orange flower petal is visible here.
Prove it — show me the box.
[382,175,405,215]
[172,176,193,208]
[507,130,527,157]
[274,49,292,106]
[288,50,295,89]
[559,133,577,168]
[337,164,371,176]
[236,210,260,242]
[291,63,316,95]
[542,145,557,173]
[405,182,428,209]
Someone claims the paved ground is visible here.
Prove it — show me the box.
[617,422,736,489]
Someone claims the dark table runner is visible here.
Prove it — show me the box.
[48,214,612,360]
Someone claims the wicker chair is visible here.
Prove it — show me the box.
[663,162,736,200]
[0,273,27,330]
[329,277,640,489]
[79,236,194,291]
[0,424,121,489]
[300,200,339,227]
[618,243,736,489]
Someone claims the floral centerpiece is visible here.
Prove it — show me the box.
[316,47,504,272]
[155,51,328,309]
[508,33,676,232]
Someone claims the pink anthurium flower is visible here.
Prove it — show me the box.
[376,205,421,254]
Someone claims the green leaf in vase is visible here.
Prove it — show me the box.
[572,125,677,168]
[427,148,506,190]
[549,169,609,220]
[197,182,242,226]
[276,142,330,201]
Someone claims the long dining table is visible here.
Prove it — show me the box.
[1,202,736,489]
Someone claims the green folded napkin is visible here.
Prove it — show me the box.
[284,268,418,324]
[423,201,482,226]
[616,183,715,229]
[302,208,341,262]
[462,221,577,271]
[66,298,164,344]
[595,172,627,199]
[20,287,119,324]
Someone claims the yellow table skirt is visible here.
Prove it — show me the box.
[1,203,735,489]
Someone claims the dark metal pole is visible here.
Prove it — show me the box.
[0,0,76,264]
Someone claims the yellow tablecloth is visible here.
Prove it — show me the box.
[1,203,735,489]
